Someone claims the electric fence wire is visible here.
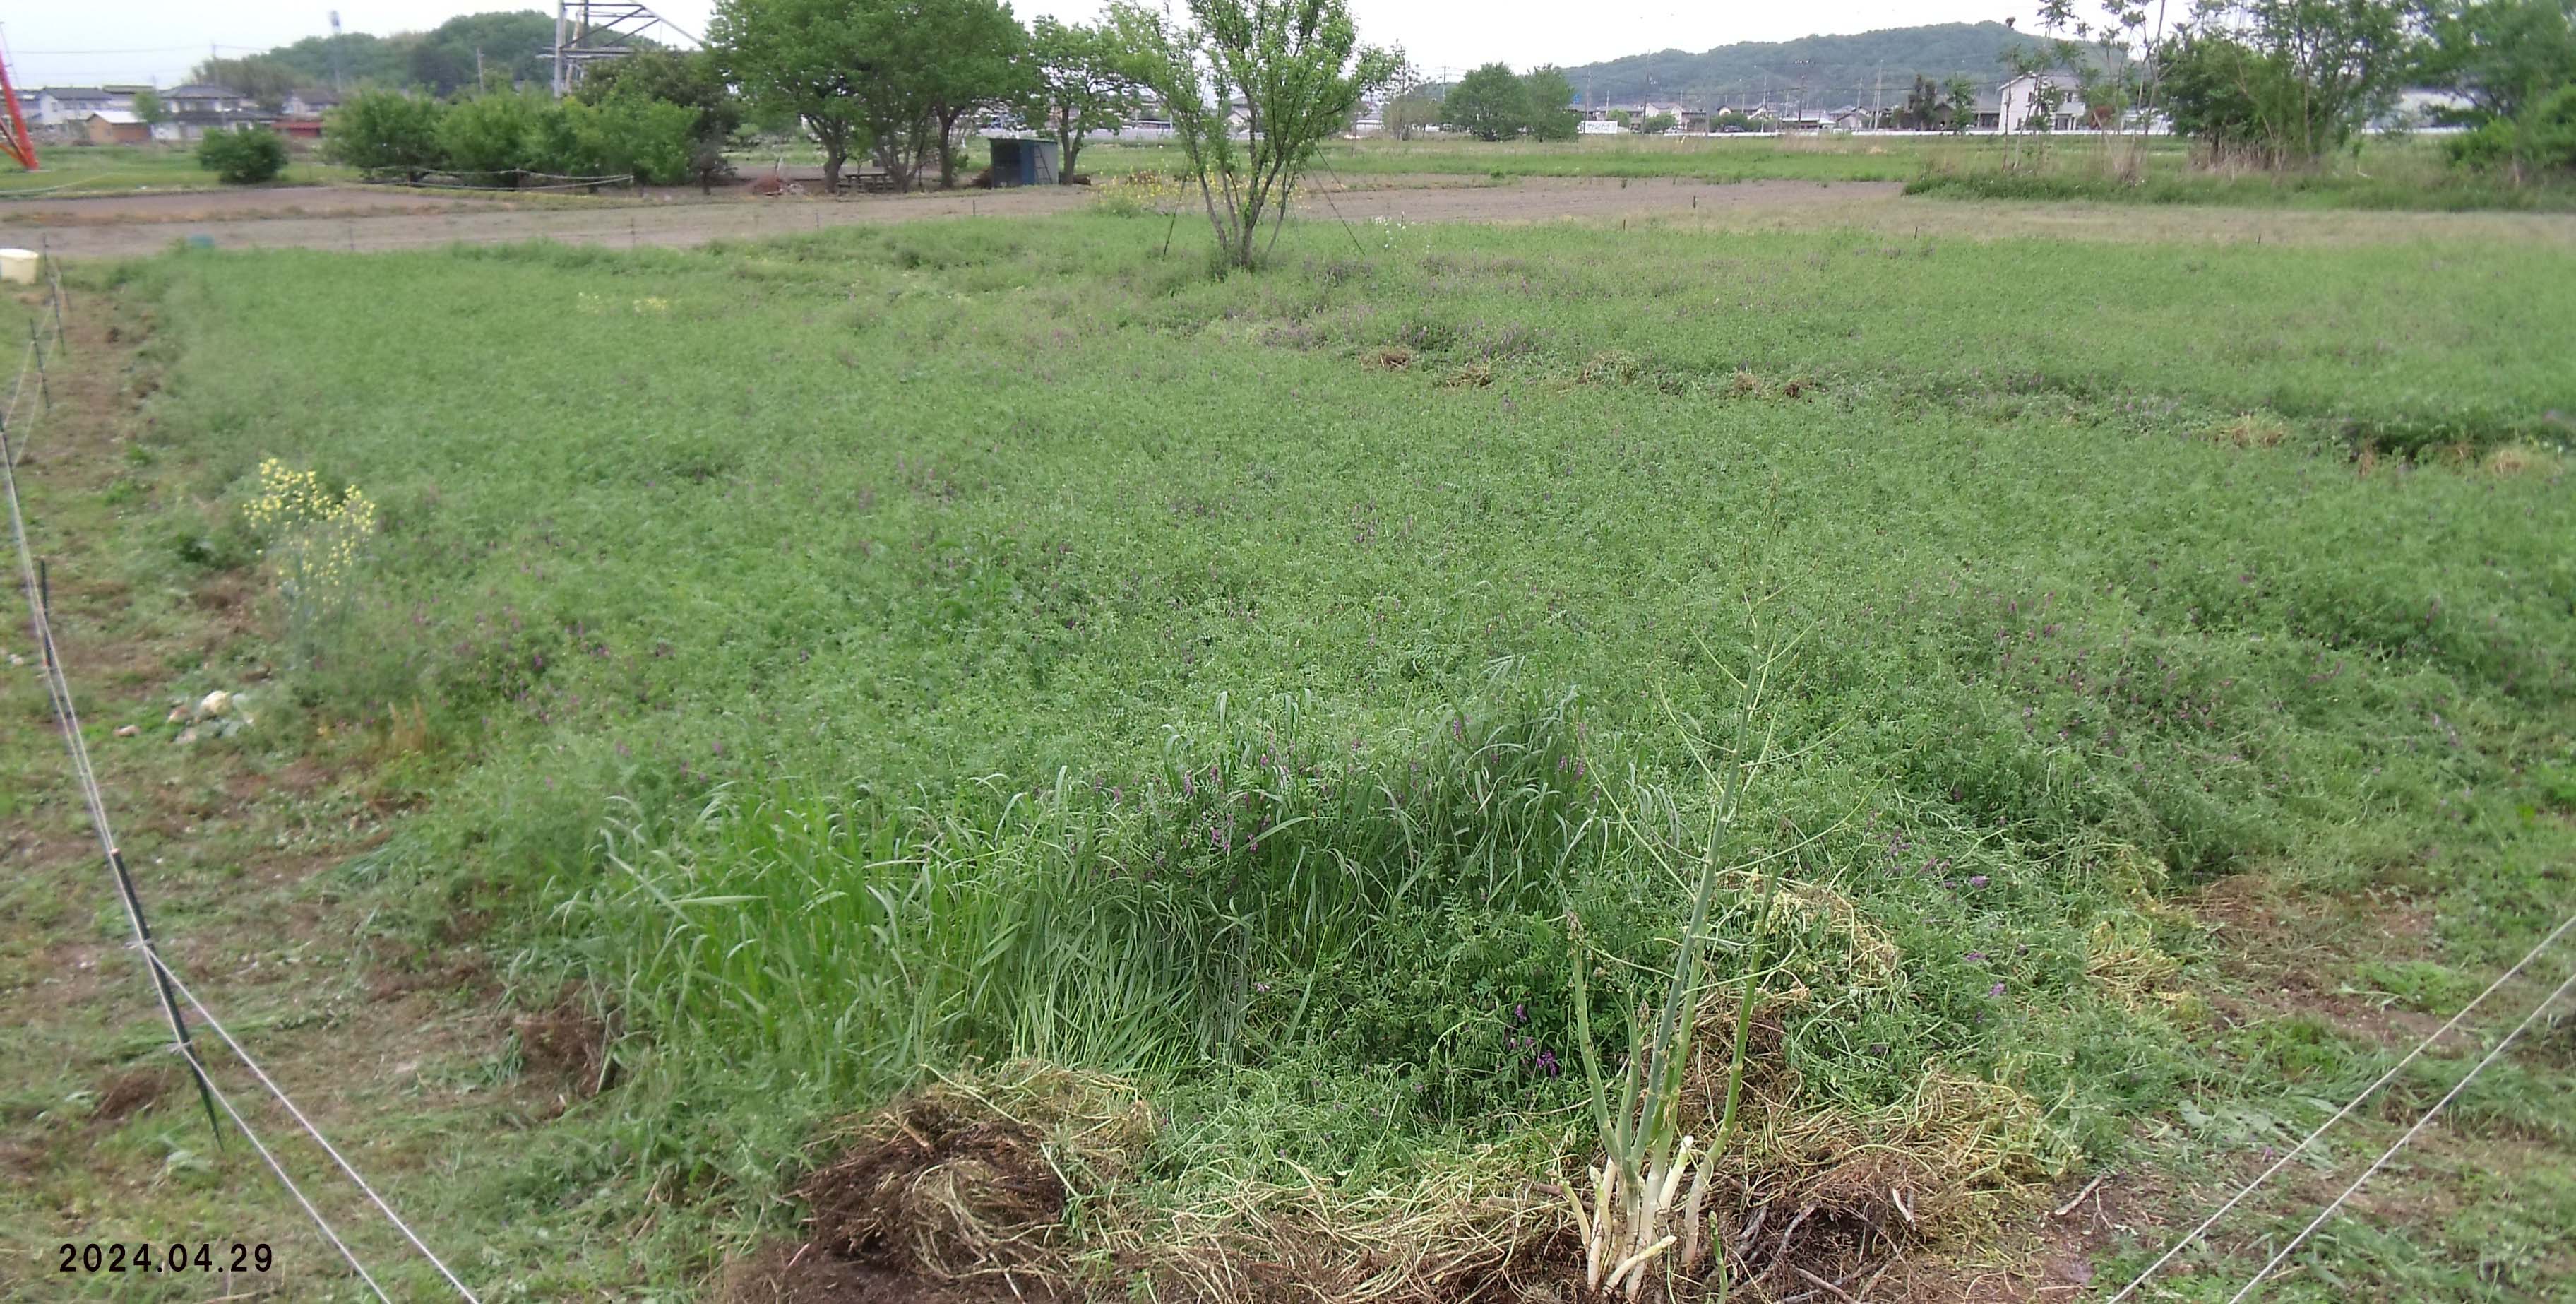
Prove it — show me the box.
[2106,907,2576,1302]
[1,329,480,1302]
[139,942,486,1303]
[166,1037,395,1304]
[0,172,145,199]
[10,252,72,468]
[2224,955,2576,1303]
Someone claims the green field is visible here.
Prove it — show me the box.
[0,143,351,196]
[1078,134,2576,213]
[6,198,2576,1300]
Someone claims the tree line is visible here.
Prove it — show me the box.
[314,0,1394,272]
[1997,0,2576,178]
[321,54,735,189]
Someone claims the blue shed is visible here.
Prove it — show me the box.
[986,137,1062,187]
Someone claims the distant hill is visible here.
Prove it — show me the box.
[1556,22,2044,111]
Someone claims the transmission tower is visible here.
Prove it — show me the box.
[0,28,37,172]
[551,1,700,97]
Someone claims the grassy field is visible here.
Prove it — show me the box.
[5,196,2575,1301]
[0,143,350,197]
[1077,134,2576,213]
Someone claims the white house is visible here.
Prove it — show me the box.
[1998,71,2090,134]
[25,87,131,129]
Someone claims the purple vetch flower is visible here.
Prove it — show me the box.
[1963,952,1986,962]
[1988,982,2008,998]
[1969,875,1989,889]
[1513,1003,1527,1024]
[1535,1049,1561,1077]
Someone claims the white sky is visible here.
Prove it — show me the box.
[4,1,2041,90]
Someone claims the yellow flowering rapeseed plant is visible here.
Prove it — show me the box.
[1092,169,1188,217]
[243,458,378,629]
[576,292,674,316]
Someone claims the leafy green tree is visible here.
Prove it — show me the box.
[2447,82,2576,177]
[1945,75,1979,131]
[321,89,448,179]
[1901,74,1942,129]
[908,0,1031,189]
[712,0,876,192]
[1025,18,1138,180]
[723,0,1022,192]
[2422,0,2576,178]
[1110,0,1400,269]
[536,93,700,182]
[1520,66,1581,141]
[198,127,290,184]
[1442,62,1532,140]
[1382,90,1441,139]
[577,50,744,190]
[131,90,167,126]
[191,57,299,110]
[1641,111,1678,132]
[2154,0,2410,165]
[437,90,547,181]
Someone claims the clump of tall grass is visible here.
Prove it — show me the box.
[554,687,1612,1111]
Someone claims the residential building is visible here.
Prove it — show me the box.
[1998,71,2089,134]
[282,88,342,117]
[82,110,151,145]
[157,84,277,142]
[25,87,131,129]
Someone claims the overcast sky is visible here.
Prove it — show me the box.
[5,1,2038,90]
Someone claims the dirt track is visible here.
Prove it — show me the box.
[7,175,2573,258]
[1,178,1900,259]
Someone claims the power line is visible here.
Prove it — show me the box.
[2106,908,2576,1303]
[9,45,238,56]
[2225,956,2576,1303]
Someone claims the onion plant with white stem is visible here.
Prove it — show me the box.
[1566,622,1801,1301]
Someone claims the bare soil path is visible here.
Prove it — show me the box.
[11,177,2573,260]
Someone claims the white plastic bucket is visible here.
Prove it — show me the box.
[0,249,37,285]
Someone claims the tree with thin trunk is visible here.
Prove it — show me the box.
[913,0,1032,189]
[1109,0,1399,271]
[1027,16,1145,180]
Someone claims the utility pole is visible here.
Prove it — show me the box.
[328,11,344,94]
[475,46,485,93]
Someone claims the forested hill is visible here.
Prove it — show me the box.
[1556,22,2041,108]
